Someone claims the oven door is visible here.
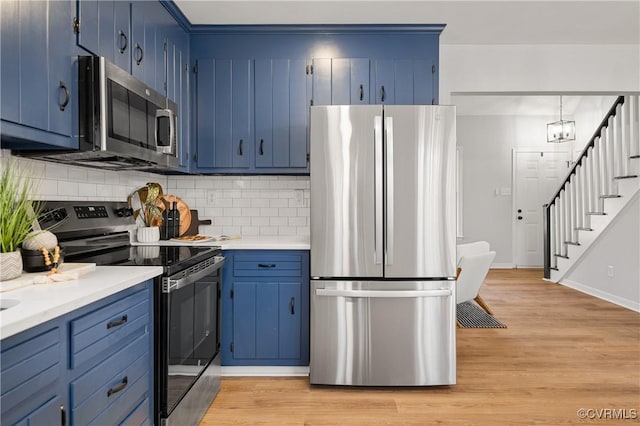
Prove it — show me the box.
[156,255,225,423]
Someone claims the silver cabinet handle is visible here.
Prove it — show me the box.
[315,288,451,298]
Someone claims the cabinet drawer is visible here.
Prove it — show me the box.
[0,327,61,418]
[69,287,149,368]
[119,396,150,426]
[70,333,148,408]
[71,347,150,425]
[234,254,302,277]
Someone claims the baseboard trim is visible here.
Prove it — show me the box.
[221,366,310,377]
[560,279,640,312]
[491,263,515,269]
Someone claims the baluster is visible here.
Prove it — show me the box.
[592,138,602,212]
[601,121,611,196]
[580,159,591,230]
[633,96,640,158]
[616,103,626,177]
[608,116,619,194]
[556,195,563,257]
[571,170,579,242]
[572,164,584,238]
[565,182,573,245]
[550,204,557,269]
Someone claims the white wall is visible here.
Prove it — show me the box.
[562,196,640,311]
[440,44,640,103]
[455,114,571,265]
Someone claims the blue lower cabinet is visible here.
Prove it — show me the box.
[0,281,153,426]
[221,250,310,366]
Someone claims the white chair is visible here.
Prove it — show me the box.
[456,241,496,319]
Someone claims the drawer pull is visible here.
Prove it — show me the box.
[290,297,295,315]
[258,263,276,268]
[107,376,128,397]
[106,315,128,329]
[60,405,66,426]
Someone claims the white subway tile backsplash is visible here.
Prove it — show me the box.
[6,154,310,238]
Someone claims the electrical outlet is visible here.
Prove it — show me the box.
[607,265,614,278]
[294,189,304,207]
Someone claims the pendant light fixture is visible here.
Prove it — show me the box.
[547,95,575,143]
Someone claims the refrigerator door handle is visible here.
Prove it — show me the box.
[374,116,384,265]
[385,116,394,266]
[315,288,452,298]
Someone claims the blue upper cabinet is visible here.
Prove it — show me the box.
[255,59,310,169]
[313,58,370,105]
[191,25,443,174]
[373,59,436,105]
[0,0,76,150]
[77,1,130,68]
[195,59,252,171]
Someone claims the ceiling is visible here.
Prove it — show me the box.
[174,1,640,45]
[173,1,637,116]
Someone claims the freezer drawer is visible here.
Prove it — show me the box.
[310,280,456,386]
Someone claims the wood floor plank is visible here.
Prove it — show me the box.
[200,269,640,425]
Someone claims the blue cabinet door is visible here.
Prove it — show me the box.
[48,0,74,137]
[0,327,65,426]
[278,282,302,359]
[373,59,436,105]
[413,59,435,105]
[131,2,156,89]
[0,0,75,148]
[113,1,131,72]
[255,59,309,169]
[330,58,370,105]
[19,2,48,131]
[196,59,252,170]
[312,58,331,106]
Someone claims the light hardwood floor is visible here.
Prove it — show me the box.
[200,269,640,425]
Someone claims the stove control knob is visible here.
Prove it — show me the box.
[115,207,134,217]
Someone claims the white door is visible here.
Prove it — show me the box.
[514,150,568,267]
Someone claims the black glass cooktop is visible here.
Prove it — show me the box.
[62,243,220,276]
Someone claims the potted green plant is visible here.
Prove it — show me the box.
[129,182,165,243]
[0,158,42,281]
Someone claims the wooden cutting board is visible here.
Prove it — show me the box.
[0,263,97,292]
[184,210,212,236]
[161,195,192,236]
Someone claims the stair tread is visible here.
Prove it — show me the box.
[555,254,570,259]
[600,194,622,198]
[575,227,594,231]
[630,155,640,159]
[613,175,638,180]
[586,211,607,215]
[564,241,580,246]
[549,267,559,271]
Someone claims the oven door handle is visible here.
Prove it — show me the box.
[164,255,225,293]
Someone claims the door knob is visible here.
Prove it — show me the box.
[517,216,523,220]
[517,209,522,213]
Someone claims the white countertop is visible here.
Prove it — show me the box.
[0,266,163,340]
[133,235,310,250]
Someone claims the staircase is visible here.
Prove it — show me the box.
[544,95,640,282]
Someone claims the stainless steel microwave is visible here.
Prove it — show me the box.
[26,56,179,170]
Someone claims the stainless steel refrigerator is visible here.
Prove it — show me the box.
[309,105,457,386]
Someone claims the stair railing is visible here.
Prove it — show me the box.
[543,96,626,279]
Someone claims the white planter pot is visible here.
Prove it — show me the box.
[0,250,23,281]
[137,226,160,243]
